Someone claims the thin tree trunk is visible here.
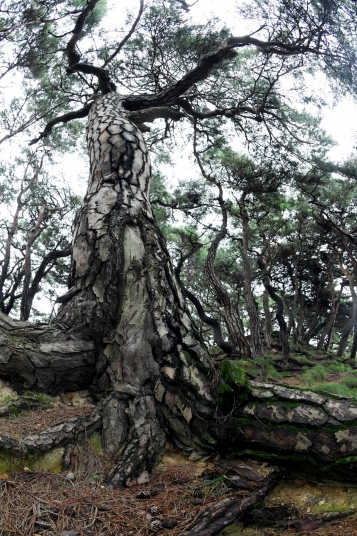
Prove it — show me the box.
[193,129,250,358]
[337,318,354,356]
[263,290,272,349]
[350,312,357,361]
[240,196,263,358]
[258,253,289,362]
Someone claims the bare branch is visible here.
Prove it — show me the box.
[175,0,200,11]
[123,34,322,112]
[102,0,144,68]
[65,0,117,93]
[66,0,101,66]
[29,102,93,145]
[129,105,185,126]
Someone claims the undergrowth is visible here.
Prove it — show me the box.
[236,358,283,381]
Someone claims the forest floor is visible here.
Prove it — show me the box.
[1,437,357,535]
[2,347,357,535]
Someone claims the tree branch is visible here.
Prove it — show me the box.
[29,102,93,145]
[102,0,144,68]
[123,34,320,111]
[65,0,116,93]
[66,0,100,66]
[128,106,185,127]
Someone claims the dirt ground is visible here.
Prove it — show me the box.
[2,443,357,536]
[2,381,357,535]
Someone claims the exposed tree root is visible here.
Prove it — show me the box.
[0,408,101,454]
[181,469,282,536]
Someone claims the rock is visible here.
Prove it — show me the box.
[136,490,151,499]
[150,519,162,532]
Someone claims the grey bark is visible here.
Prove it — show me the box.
[1,93,215,486]
[337,317,354,356]
[263,290,272,349]
[204,193,250,357]
[3,93,357,490]
[258,253,290,361]
[0,410,101,454]
[240,195,264,357]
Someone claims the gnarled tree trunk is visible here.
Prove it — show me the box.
[0,93,215,486]
[3,93,357,490]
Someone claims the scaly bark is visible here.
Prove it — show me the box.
[4,93,357,491]
[53,92,215,486]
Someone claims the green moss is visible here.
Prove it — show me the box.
[220,360,248,389]
[216,382,234,403]
[342,376,357,389]
[236,359,260,376]
[23,391,54,406]
[312,500,352,514]
[182,350,192,364]
[324,455,357,469]
[196,360,209,376]
[89,433,103,455]
[0,447,64,474]
[32,448,64,473]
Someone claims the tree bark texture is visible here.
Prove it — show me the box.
[0,312,96,393]
[0,93,216,486]
[263,290,272,349]
[181,469,281,536]
[240,197,264,358]
[226,381,357,483]
[3,93,357,488]
[205,198,250,357]
[258,257,290,361]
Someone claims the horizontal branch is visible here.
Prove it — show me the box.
[29,103,92,145]
[128,106,185,125]
[66,63,116,94]
[123,35,316,112]
[0,409,101,454]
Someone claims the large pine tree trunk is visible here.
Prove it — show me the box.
[58,93,218,485]
[3,93,357,488]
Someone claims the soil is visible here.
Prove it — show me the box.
[2,366,357,535]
